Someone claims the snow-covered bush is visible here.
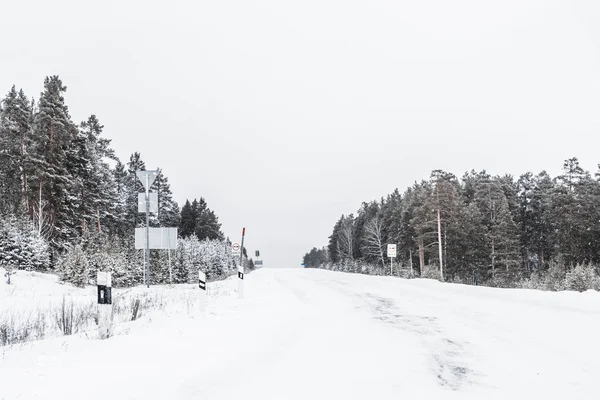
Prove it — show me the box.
[82,232,143,287]
[565,264,599,292]
[544,259,567,291]
[0,214,50,273]
[174,236,237,283]
[518,273,547,290]
[421,265,441,280]
[58,245,89,287]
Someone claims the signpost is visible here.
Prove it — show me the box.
[387,244,397,275]
[254,249,262,268]
[236,228,245,298]
[232,242,241,257]
[135,169,178,288]
[137,170,158,288]
[97,271,112,339]
[198,270,206,316]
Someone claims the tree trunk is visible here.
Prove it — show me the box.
[491,238,496,278]
[437,208,444,281]
[37,181,43,236]
[97,208,102,233]
[418,238,425,271]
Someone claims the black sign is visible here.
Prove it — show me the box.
[199,279,206,290]
[97,285,112,305]
[238,271,244,280]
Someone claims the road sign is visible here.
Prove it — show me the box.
[254,260,263,266]
[255,250,260,257]
[232,242,241,256]
[387,244,397,258]
[136,170,158,191]
[138,192,158,213]
[135,227,178,249]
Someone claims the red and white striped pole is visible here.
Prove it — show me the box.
[238,227,245,298]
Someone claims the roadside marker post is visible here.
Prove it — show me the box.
[254,250,263,268]
[97,271,113,339]
[234,228,246,298]
[198,270,207,316]
[387,244,397,275]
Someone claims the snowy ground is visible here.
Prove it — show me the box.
[1,268,599,399]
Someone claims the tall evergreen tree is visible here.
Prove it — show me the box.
[0,86,33,215]
[31,76,79,252]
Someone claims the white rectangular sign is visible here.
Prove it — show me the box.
[97,271,111,287]
[387,244,397,258]
[138,192,158,213]
[135,227,178,249]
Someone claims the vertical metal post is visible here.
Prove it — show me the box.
[390,257,393,275]
[145,175,150,288]
[168,228,172,284]
[238,227,246,299]
[239,227,246,269]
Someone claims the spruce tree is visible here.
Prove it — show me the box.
[0,86,33,214]
[31,76,79,252]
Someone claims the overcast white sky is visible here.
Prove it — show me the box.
[2,0,600,267]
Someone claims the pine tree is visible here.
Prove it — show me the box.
[152,169,180,227]
[72,115,119,235]
[179,200,196,237]
[0,86,33,214]
[552,158,590,266]
[328,216,344,264]
[31,76,79,252]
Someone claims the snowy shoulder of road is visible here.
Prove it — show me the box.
[1,268,599,400]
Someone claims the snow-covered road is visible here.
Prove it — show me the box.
[2,268,599,399]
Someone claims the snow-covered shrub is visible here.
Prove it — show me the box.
[0,311,47,346]
[175,236,237,283]
[58,245,89,287]
[565,264,599,292]
[518,273,546,290]
[421,265,441,280]
[544,259,566,291]
[0,214,50,273]
[82,232,142,288]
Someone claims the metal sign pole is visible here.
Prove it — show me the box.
[145,174,150,288]
[238,227,246,299]
[167,228,172,284]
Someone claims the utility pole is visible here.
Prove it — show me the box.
[435,184,444,282]
[145,174,150,288]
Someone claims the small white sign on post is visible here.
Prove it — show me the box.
[387,244,397,275]
[232,242,241,257]
[387,244,397,258]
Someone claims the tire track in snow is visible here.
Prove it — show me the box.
[361,292,476,391]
